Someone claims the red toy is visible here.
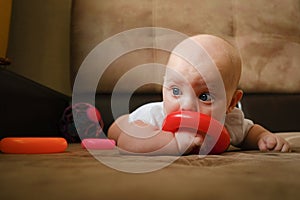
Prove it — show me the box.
[0,137,67,154]
[162,111,230,154]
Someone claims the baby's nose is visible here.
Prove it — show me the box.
[180,96,198,112]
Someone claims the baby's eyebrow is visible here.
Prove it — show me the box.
[197,78,207,87]
[193,78,220,94]
[189,76,207,88]
[163,81,179,89]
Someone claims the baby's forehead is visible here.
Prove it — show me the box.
[165,62,218,88]
[165,56,235,93]
[166,52,217,75]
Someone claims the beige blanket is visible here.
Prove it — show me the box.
[1,132,300,200]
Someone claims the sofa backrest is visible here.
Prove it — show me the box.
[71,0,300,94]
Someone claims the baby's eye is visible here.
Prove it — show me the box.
[199,93,213,102]
[172,87,182,96]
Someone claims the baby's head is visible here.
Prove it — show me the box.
[163,34,242,119]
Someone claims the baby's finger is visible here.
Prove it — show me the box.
[265,136,277,150]
[281,143,291,152]
[273,137,285,151]
[258,139,268,151]
[193,136,204,146]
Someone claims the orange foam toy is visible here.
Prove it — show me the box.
[0,137,68,154]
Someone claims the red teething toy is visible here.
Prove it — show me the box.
[162,111,230,154]
[0,137,68,154]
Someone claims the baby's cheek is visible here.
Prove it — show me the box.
[163,98,180,114]
[196,101,212,115]
[210,101,227,120]
[197,105,212,116]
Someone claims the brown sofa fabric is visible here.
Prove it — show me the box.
[71,0,300,94]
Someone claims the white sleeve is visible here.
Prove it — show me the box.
[224,108,254,146]
[128,102,165,129]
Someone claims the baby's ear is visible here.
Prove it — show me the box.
[227,90,243,113]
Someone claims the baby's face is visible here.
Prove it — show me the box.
[163,54,234,120]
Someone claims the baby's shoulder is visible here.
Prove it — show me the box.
[129,102,165,128]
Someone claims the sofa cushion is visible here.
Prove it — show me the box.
[71,0,234,94]
[71,0,300,94]
[235,0,300,93]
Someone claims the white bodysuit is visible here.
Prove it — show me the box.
[128,102,254,147]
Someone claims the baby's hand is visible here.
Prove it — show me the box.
[257,133,291,152]
[175,130,204,154]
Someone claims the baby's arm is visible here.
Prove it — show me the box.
[241,124,291,152]
[108,115,200,155]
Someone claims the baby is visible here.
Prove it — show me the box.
[108,34,290,155]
